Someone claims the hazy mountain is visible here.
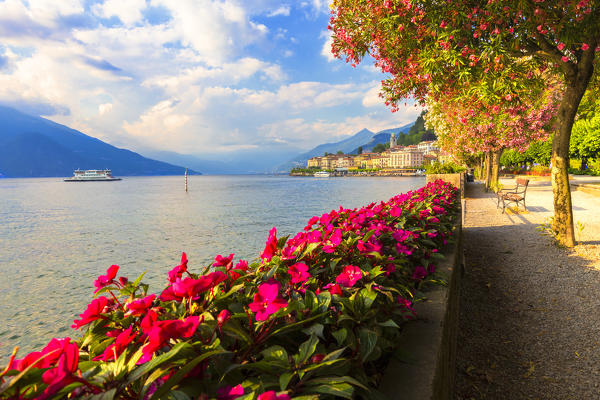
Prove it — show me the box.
[278,122,415,171]
[0,106,195,178]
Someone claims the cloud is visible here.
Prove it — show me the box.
[267,5,291,17]
[362,84,383,107]
[92,0,147,26]
[98,103,113,115]
[320,31,335,62]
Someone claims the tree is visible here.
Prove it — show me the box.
[329,0,600,246]
[372,143,389,153]
[357,146,363,154]
[337,150,344,155]
[324,152,329,156]
[571,113,600,170]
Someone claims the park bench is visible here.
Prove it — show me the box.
[497,178,529,213]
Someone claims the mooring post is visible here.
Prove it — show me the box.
[185,168,188,192]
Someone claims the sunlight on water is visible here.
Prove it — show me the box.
[0,175,425,359]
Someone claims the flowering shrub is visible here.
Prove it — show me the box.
[0,180,459,400]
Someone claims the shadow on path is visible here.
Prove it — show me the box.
[455,183,600,400]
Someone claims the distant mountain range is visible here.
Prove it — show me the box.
[0,106,195,178]
[278,122,415,171]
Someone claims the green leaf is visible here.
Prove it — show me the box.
[302,323,324,339]
[125,341,191,385]
[378,319,400,329]
[86,388,117,400]
[279,371,295,391]
[304,290,318,312]
[295,335,319,365]
[358,329,378,362]
[132,272,147,289]
[149,349,226,400]
[316,291,331,312]
[304,383,354,399]
[261,346,289,363]
[331,328,347,346]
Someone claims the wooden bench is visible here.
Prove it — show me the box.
[497,178,529,213]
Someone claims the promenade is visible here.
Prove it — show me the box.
[455,177,600,399]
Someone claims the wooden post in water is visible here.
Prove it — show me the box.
[185,168,188,192]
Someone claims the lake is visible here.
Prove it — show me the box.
[0,174,425,360]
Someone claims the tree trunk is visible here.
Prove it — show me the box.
[552,78,593,247]
[491,149,503,192]
[484,151,492,191]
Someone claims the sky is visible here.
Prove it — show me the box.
[0,0,422,164]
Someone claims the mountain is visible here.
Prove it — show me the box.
[278,122,415,171]
[0,106,195,178]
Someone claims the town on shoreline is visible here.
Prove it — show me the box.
[290,135,450,177]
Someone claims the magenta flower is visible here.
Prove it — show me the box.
[335,265,363,287]
[217,384,245,400]
[261,227,278,261]
[322,283,343,296]
[171,271,227,299]
[323,228,342,253]
[411,266,427,281]
[213,253,234,269]
[94,264,119,292]
[71,296,109,329]
[356,239,382,255]
[306,230,322,243]
[38,340,79,400]
[217,309,231,329]
[395,242,413,256]
[167,252,188,283]
[288,262,311,284]
[257,391,291,400]
[10,337,76,372]
[249,280,288,321]
[126,294,156,316]
[142,316,201,359]
[94,326,137,361]
[229,259,248,282]
[304,215,319,230]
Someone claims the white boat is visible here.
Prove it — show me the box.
[314,171,331,177]
[64,169,122,182]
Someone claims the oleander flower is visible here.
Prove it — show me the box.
[213,253,234,269]
[249,280,288,321]
[412,265,427,280]
[335,265,363,287]
[94,264,119,292]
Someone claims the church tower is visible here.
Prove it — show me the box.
[390,133,396,149]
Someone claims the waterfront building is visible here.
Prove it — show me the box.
[390,133,397,149]
[336,155,355,169]
[320,155,338,169]
[389,147,425,168]
[417,141,439,154]
[307,157,321,168]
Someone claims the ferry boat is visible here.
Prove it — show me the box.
[64,169,122,182]
[314,171,331,177]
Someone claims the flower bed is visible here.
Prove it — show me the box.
[0,180,459,400]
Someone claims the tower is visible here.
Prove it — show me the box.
[390,133,396,148]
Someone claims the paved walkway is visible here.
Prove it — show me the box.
[455,180,600,399]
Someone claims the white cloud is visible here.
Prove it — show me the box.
[98,103,113,115]
[267,5,290,17]
[92,0,146,26]
[362,84,383,107]
[320,31,335,62]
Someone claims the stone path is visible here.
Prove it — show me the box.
[454,179,600,399]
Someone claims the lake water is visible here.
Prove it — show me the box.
[0,175,425,360]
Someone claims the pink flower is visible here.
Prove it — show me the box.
[71,296,109,329]
[411,266,427,280]
[562,56,569,62]
[557,42,565,51]
[38,339,79,400]
[11,338,76,371]
[94,264,119,292]
[168,252,188,283]
[335,265,363,287]
[323,283,343,296]
[304,216,319,230]
[171,271,227,299]
[356,239,382,256]
[582,43,590,51]
[229,259,248,282]
[249,280,288,321]
[395,242,413,256]
[257,391,291,400]
[142,316,201,359]
[323,228,343,253]
[440,20,447,28]
[217,309,231,329]
[126,294,156,316]
[94,326,137,361]
[217,384,245,400]
[288,262,311,284]
[213,253,234,269]
[261,227,278,262]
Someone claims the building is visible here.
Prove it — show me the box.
[307,157,320,168]
[336,155,355,169]
[390,133,397,149]
[417,141,439,154]
[320,155,338,169]
[389,147,424,168]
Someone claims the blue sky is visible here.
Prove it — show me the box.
[0,0,422,161]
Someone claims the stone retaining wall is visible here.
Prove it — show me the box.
[379,206,464,400]
[427,173,466,198]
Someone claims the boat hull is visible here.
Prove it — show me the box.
[64,178,122,182]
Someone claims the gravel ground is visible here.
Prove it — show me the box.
[455,177,600,400]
